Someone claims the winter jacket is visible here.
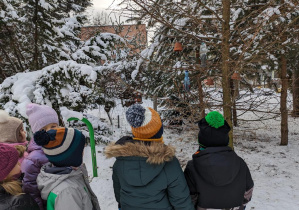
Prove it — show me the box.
[0,185,39,210]
[105,136,194,210]
[184,147,254,210]
[37,162,101,210]
[1,142,28,163]
[21,138,48,210]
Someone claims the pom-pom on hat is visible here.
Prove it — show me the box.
[205,111,225,129]
[0,144,19,181]
[126,104,163,142]
[198,111,231,148]
[0,110,23,143]
[26,103,59,133]
[34,127,85,167]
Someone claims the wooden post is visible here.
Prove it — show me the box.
[280,53,288,145]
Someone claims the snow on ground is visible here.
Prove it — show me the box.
[83,99,299,210]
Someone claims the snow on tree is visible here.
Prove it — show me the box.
[0,0,26,79]
[0,60,112,144]
[0,0,91,78]
[72,32,129,65]
[118,0,298,146]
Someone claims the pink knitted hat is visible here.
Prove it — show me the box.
[0,144,19,181]
[26,104,59,133]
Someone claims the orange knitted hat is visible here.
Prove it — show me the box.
[126,104,163,142]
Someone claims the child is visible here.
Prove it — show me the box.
[21,103,59,209]
[105,104,194,210]
[34,127,101,210]
[0,144,39,210]
[184,111,254,210]
[0,110,28,163]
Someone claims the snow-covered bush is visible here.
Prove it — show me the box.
[33,61,100,112]
[72,33,129,66]
[67,113,112,145]
[0,60,111,143]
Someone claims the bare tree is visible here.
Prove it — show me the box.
[115,0,298,146]
[89,10,112,26]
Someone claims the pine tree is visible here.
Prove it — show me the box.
[0,0,92,74]
[0,0,26,80]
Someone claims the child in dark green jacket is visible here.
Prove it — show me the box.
[105,104,194,210]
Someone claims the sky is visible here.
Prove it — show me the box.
[87,0,127,24]
[92,0,122,10]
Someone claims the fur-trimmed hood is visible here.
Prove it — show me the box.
[105,136,176,165]
[105,137,177,187]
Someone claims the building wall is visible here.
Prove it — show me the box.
[81,24,147,52]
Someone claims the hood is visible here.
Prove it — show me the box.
[105,137,176,186]
[193,147,240,186]
[27,138,43,153]
[36,162,79,200]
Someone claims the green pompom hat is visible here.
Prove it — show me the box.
[205,111,224,129]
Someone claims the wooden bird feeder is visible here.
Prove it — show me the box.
[174,42,183,51]
[206,78,214,86]
[135,92,142,103]
[231,72,241,80]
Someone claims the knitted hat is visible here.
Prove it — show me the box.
[34,127,85,167]
[26,103,59,133]
[198,111,231,148]
[0,144,19,181]
[126,104,163,142]
[0,110,23,143]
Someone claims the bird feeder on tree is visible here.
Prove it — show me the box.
[200,42,208,67]
[174,42,183,51]
[231,72,241,80]
[183,70,190,92]
[135,92,142,103]
[206,78,214,86]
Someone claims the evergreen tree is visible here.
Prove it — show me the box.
[0,0,92,74]
[0,0,26,80]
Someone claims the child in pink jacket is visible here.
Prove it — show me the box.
[21,103,59,210]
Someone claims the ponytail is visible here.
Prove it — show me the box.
[14,145,26,158]
[0,178,23,196]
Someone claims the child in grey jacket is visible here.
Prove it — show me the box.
[34,127,101,210]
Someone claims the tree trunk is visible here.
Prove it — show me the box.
[196,49,205,118]
[0,45,19,74]
[231,79,238,127]
[0,56,5,83]
[5,25,25,72]
[222,0,233,148]
[280,54,288,145]
[197,76,205,119]
[33,0,39,70]
[153,95,158,111]
[292,66,299,117]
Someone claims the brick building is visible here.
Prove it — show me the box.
[81,24,147,52]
